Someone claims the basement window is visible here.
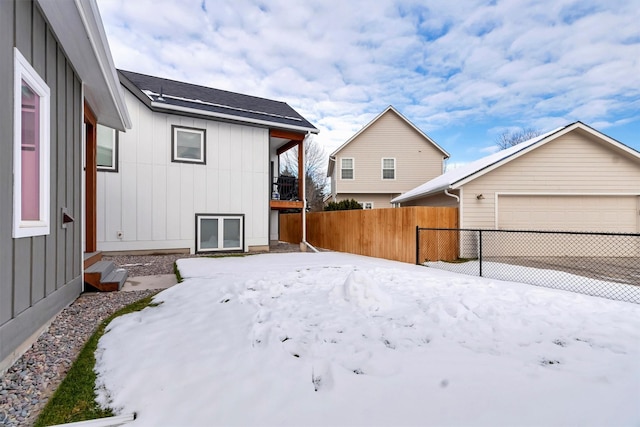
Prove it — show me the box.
[172,125,206,164]
[196,214,244,252]
[13,48,50,238]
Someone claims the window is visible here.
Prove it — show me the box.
[13,48,50,238]
[382,158,395,180]
[359,201,374,210]
[341,158,354,180]
[172,125,206,164]
[196,214,244,252]
[97,124,118,172]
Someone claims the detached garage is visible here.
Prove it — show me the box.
[393,121,640,234]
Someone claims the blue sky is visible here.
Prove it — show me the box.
[97,0,640,165]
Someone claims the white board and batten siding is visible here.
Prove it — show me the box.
[97,90,270,253]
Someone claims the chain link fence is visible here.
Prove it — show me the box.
[416,227,640,304]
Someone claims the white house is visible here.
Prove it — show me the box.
[96,70,318,254]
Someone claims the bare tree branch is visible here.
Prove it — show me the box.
[496,128,542,150]
[280,137,328,211]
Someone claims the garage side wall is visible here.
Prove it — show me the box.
[461,131,640,233]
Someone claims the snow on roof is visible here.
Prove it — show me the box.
[391,125,567,204]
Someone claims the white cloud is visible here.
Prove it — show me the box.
[97,0,640,158]
[479,145,501,155]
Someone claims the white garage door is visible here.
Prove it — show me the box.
[498,195,638,233]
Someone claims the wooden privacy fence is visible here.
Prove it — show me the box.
[280,207,458,264]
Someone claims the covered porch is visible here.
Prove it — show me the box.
[269,129,306,211]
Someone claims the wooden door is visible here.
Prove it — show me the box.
[84,103,97,253]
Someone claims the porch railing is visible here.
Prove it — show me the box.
[272,175,299,201]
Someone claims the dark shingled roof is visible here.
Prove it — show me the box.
[118,70,318,133]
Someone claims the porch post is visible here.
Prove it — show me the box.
[300,138,306,244]
[297,141,304,201]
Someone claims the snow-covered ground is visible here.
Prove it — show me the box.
[95,253,640,427]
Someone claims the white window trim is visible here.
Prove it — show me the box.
[172,125,206,164]
[13,48,50,238]
[97,124,118,172]
[340,157,355,180]
[196,214,244,253]
[382,157,396,180]
[359,201,374,210]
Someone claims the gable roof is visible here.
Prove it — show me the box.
[118,70,318,134]
[391,121,640,204]
[327,106,449,177]
[37,0,130,131]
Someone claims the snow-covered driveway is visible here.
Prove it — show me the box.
[95,253,640,426]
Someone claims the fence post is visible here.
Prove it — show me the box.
[415,226,420,265]
[478,230,483,277]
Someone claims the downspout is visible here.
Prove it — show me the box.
[444,189,459,203]
[301,132,318,253]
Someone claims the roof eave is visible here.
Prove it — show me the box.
[386,106,450,158]
[330,105,449,158]
[451,124,574,189]
[327,157,335,178]
[36,0,131,131]
[572,121,640,160]
[150,102,319,134]
[391,185,451,204]
[329,107,394,157]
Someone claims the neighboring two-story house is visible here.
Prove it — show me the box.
[96,70,318,255]
[326,106,449,209]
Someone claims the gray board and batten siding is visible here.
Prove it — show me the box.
[0,0,83,368]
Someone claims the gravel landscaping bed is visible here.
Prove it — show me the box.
[0,290,157,427]
[104,253,199,277]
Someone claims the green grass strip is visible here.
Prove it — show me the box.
[35,294,159,427]
[173,261,183,283]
